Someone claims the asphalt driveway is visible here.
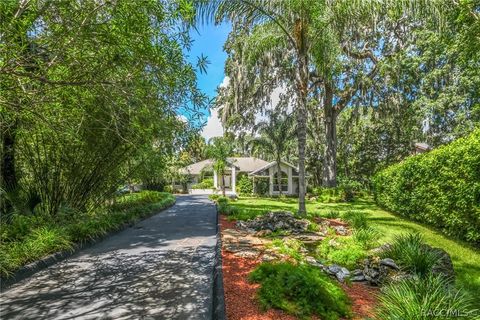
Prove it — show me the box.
[0,195,218,320]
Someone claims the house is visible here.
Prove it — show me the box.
[179,157,300,195]
[414,142,431,155]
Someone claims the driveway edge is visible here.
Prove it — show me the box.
[0,199,176,291]
[212,205,226,320]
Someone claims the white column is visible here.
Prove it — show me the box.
[232,166,236,194]
[288,167,293,195]
[213,170,218,189]
[269,167,274,195]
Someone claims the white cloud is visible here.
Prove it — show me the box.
[201,107,224,141]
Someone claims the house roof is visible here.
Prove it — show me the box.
[249,160,298,176]
[180,157,270,175]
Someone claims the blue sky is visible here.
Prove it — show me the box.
[185,22,231,139]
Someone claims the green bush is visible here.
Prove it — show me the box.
[269,238,304,261]
[342,211,368,229]
[254,178,269,196]
[353,227,380,250]
[316,236,366,269]
[208,194,220,201]
[191,178,214,189]
[376,275,477,320]
[373,129,480,245]
[381,233,443,278]
[0,191,175,277]
[237,175,253,195]
[249,262,351,319]
[325,210,340,219]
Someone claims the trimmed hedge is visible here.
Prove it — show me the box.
[373,129,480,245]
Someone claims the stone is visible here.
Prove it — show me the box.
[350,275,366,282]
[326,264,342,275]
[430,247,455,280]
[380,258,399,270]
[352,269,364,276]
[305,256,323,268]
[235,211,310,234]
[336,267,350,282]
[333,225,348,236]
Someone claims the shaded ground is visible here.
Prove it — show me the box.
[0,195,217,320]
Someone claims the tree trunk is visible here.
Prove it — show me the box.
[222,173,226,196]
[323,83,337,187]
[277,160,282,196]
[296,56,308,215]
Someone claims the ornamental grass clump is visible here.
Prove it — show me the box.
[249,262,351,320]
[376,274,477,320]
[381,233,441,278]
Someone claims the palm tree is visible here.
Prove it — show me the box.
[197,0,442,215]
[207,137,233,196]
[249,110,296,196]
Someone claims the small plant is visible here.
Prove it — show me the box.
[316,236,366,269]
[353,227,381,250]
[325,210,340,219]
[249,262,351,319]
[237,175,253,195]
[307,221,320,232]
[342,211,368,229]
[191,178,214,189]
[381,233,442,278]
[376,274,477,320]
[270,238,304,261]
[208,194,220,201]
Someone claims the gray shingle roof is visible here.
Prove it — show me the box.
[180,157,270,175]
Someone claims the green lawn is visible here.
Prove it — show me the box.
[228,196,480,306]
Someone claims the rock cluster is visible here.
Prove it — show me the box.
[236,211,310,234]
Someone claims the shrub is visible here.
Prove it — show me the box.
[216,196,229,214]
[191,178,214,189]
[342,211,368,229]
[376,275,477,320]
[373,129,480,245]
[353,227,380,250]
[254,178,269,196]
[317,236,366,269]
[249,262,351,319]
[381,233,442,278]
[325,210,340,219]
[237,175,253,195]
[0,191,174,277]
[208,194,220,201]
[270,238,304,261]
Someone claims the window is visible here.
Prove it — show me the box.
[273,170,288,192]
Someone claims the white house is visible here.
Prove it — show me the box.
[179,157,300,195]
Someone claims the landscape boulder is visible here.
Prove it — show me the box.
[236,211,310,233]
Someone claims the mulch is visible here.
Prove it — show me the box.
[220,215,379,320]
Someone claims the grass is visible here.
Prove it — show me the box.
[376,275,478,320]
[229,196,480,307]
[249,262,351,319]
[0,191,175,278]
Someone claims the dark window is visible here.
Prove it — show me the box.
[273,171,288,192]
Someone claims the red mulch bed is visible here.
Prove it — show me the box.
[220,215,379,320]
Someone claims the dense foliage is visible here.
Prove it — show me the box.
[0,191,175,277]
[249,262,350,320]
[376,275,476,320]
[1,1,205,216]
[373,129,480,245]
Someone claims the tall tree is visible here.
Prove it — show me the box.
[207,137,233,196]
[249,110,296,195]
[1,0,206,215]
[197,0,442,214]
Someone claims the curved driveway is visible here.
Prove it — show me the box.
[0,195,217,320]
